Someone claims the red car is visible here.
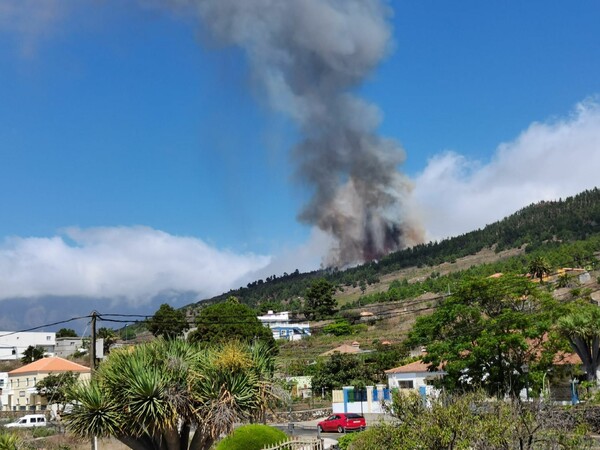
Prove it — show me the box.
[317,413,366,433]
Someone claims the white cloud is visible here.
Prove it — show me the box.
[414,99,600,241]
[0,0,68,57]
[247,228,331,281]
[0,226,270,303]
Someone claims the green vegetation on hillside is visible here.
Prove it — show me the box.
[192,188,600,311]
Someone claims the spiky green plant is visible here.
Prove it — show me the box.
[64,339,277,450]
[0,431,21,450]
[558,302,600,382]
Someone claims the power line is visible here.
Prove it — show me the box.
[0,315,92,338]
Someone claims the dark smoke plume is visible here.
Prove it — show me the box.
[166,0,424,266]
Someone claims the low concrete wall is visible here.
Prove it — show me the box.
[267,407,331,424]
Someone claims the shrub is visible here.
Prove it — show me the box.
[0,431,20,450]
[337,432,360,450]
[32,426,56,438]
[323,320,352,336]
[215,424,287,450]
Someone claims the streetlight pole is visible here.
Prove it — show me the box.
[521,364,529,401]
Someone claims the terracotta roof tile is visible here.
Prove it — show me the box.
[385,359,441,374]
[320,344,363,356]
[8,357,90,375]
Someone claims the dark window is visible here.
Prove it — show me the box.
[346,413,364,419]
[398,380,414,389]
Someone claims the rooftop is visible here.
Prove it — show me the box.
[9,357,90,375]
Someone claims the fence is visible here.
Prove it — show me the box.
[262,437,324,450]
[332,385,390,414]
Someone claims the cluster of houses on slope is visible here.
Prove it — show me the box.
[257,310,311,341]
[0,357,90,412]
[0,297,590,415]
[0,331,105,361]
[0,331,102,412]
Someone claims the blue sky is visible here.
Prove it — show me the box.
[0,0,599,329]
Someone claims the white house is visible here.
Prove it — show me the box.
[5,357,91,412]
[257,311,310,341]
[0,372,9,410]
[54,337,86,358]
[0,332,56,361]
[286,376,312,398]
[385,360,446,392]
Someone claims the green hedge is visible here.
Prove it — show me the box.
[215,424,287,450]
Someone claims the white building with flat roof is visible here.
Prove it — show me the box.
[0,332,56,361]
[257,311,310,341]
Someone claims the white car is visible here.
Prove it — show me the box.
[5,414,47,428]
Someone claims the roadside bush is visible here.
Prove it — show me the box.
[0,431,20,450]
[337,432,360,450]
[348,391,592,450]
[32,427,57,438]
[215,424,286,450]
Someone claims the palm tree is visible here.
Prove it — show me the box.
[64,339,278,450]
[528,256,552,284]
[558,302,600,382]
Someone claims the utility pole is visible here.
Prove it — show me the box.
[90,311,98,450]
[90,311,97,372]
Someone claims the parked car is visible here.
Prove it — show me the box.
[317,413,366,433]
[5,414,47,428]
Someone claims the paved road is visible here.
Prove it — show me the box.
[272,421,368,443]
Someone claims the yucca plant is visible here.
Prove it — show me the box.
[0,431,21,450]
[558,301,600,382]
[64,339,277,450]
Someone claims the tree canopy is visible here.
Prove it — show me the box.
[65,339,278,450]
[408,275,564,397]
[188,297,274,347]
[558,301,600,382]
[56,328,78,338]
[97,327,118,354]
[311,353,376,394]
[528,255,552,283]
[147,303,189,340]
[21,345,45,364]
[36,371,80,412]
[304,278,337,320]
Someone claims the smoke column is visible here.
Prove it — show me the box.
[167,0,424,267]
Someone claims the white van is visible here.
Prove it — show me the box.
[5,414,47,428]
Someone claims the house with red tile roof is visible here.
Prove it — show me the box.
[385,359,445,392]
[320,342,373,357]
[5,357,90,412]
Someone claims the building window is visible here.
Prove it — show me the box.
[26,378,29,386]
[47,336,51,341]
[397,380,414,389]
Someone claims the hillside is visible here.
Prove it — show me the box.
[190,187,600,312]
